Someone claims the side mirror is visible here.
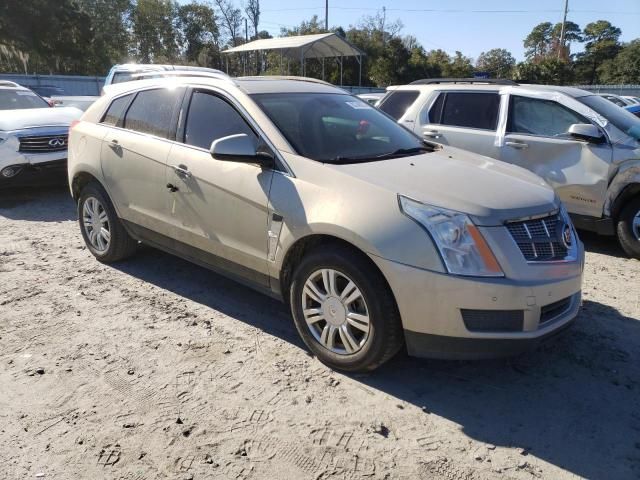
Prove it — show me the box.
[210,133,274,168]
[568,123,605,144]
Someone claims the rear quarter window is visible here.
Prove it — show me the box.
[378,90,420,120]
[101,94,133,126]
[123,88,182,139]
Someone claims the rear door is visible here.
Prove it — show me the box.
[417,91,502,158]
[498,94,611,218]
[165,88,274,286]
[100,87,184,236]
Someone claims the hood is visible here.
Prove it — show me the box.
[330,146,558,226]
[0,107,83,131]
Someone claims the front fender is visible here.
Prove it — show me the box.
[605,160,640,217]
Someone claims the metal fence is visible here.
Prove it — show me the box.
[573,85,640,97]
[0,73,105,96]
[2,73,638,98]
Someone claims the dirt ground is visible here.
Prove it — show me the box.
[0,185,639,480]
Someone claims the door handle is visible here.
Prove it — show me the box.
[423,130,441,138]
[166,183,179,192]
[170,164,192,178]
[505,141,529,149]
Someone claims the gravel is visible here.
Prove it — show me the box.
[1,186,639,479]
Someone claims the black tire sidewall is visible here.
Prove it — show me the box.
[617,197,640,259]
[290,249,398,371]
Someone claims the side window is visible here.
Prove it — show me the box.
[101,94,133,126]
[378,90,420,120]
[183,91,255,150]
[123,88,182,138]
[440,92,500,130]
[508,96,590,137]
[427,93,445,123]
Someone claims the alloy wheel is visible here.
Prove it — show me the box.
[301,268,371,355]
[82,196,111,252]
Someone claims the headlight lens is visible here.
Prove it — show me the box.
[399,195,504,277]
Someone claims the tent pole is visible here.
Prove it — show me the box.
[359,55,362,86]
[340,56,343,86]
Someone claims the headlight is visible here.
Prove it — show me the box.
[399,195,504,277]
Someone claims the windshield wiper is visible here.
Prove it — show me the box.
[322,146,431,164]
[370,145,432,160]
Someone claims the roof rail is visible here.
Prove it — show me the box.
[131,70,232,82]
[237,75,334,87]
[409,78,518,86]
[0,80,21,88]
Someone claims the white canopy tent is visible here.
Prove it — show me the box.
[222,33,365,86]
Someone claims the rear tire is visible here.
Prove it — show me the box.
[78,182,137,262]
[289,245,404,372]
[616,197,640,259]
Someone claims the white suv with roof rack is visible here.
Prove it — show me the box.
[379,78,640,258]
[103,64,226,89]
[0,81,82,187]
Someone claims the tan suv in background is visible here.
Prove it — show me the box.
[68,74,584,371]
[379,79,640,258]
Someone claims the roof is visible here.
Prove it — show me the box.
[389,82,594,98]
[102,75,346,98]
[110,64,221,73]
[222,33,364,59]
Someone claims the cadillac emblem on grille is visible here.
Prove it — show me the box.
[561,224,572,248]
[48,137,67,147]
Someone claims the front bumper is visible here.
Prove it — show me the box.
[371,252,584,360]
[0,158,67,187]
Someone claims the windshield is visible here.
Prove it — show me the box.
[251,93,429,163]
[576,95,640,141]
[0,89,50,110]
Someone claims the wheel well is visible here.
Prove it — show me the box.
[612,183,640,220]
[279,234,393,302]
[71,172,100,201]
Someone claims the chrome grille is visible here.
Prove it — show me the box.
[19,134,68,153]
[506,213,569,262]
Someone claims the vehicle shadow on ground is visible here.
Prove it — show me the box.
[115,247,640,480]
[579,229,629,258]
[0,185,75,222]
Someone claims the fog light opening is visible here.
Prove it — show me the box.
[1,166,22,178]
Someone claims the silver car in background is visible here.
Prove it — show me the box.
[380,79,640,258]
[68,75,584,371]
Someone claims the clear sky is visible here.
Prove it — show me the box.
[251,0,639,61]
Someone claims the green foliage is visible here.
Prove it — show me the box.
[177,2,219,65]
[574,21,622,84]
[598,40,640,84]
[0,2,637,89]
[131,0,179,63]
[476,49,516,78]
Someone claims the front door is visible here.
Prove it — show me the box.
[498,94,612,218]
[165,89,274,286]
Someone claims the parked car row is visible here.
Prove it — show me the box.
[377,78,640,258]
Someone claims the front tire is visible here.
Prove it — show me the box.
[616,197,640,259]
[289,245,403,372]
[78,183,137,262]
